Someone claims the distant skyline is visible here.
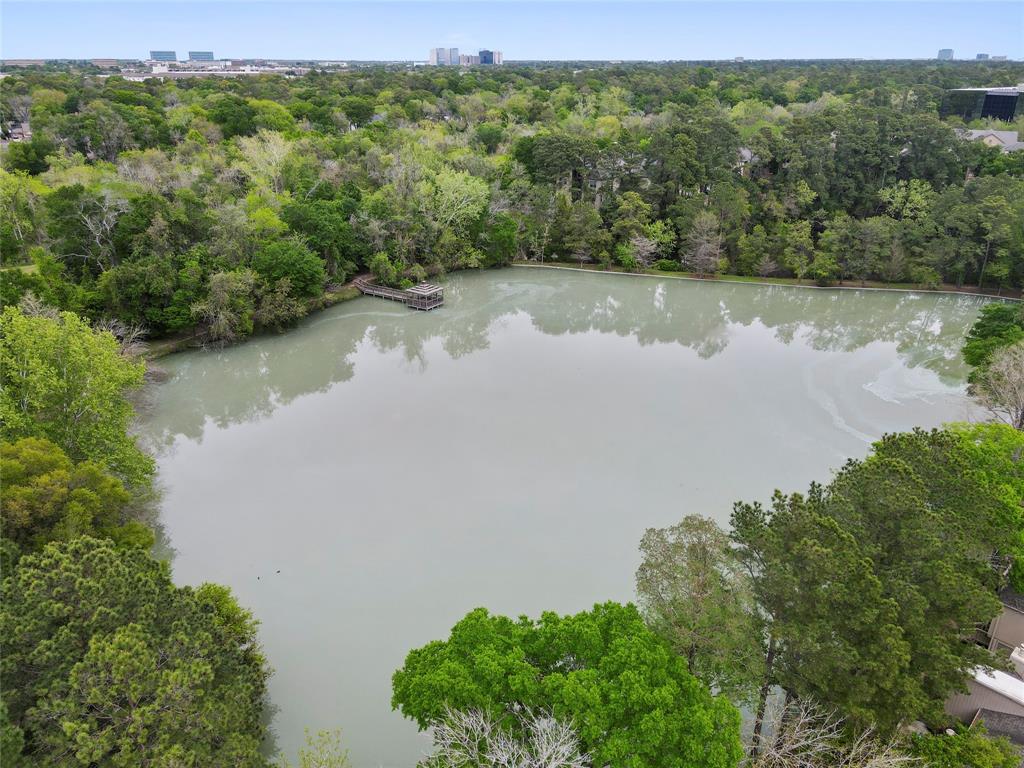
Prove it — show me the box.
[2,1,1022,62]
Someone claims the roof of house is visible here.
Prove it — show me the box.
[1001,587,1024,614]
[961,129,1019,143]
[958,129,1024,152]
[974,667,1024,707]
[971,708,1024,746]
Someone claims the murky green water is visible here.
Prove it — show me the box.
[141,267,988,766]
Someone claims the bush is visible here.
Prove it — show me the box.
[368,251,399,287]
[911,266,942,290]
[909,726,1020,768]
[655,258,681,271]
[251,239,326,298]
[615,243,639,271]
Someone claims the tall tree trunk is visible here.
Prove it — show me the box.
[750,635,776,758]
[978,241,992,291]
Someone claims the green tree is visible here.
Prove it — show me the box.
[191,269,258,344]
[282,198,363,278]
[909,726,1019,768]
[962,303,1024,374]
[392,602,742,768]
[208,93,257,138]
[368,251,400,287]
[475,122,504,154]
[636,515,765,705]
[338,96,375,127]
[0,307,153,486]
[252,238,326,298]
[1,537,269,767]
[732,428,1012,735]
[736,225,770,276]
[781,219,814,283]
[946,422,1024,588]
[0,436,152,556]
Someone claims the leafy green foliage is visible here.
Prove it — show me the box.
[252,238,326,298]
[636,515,765,705]
[0,537,269,766]
[392,602,743,768]
[0,307,153,486]
[3,61,1022,345]
[732,428,1016,732]
[947,422,1024,589]
[0,436,152,556]
[962,303,1024,373]
[909,726,1020,768]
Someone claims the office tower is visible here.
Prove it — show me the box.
[430,47,455,65]
[188,51,215,61]
[937,49,954,60]
[493,51,503,65]
[941,86,1023,121]
[150,50,177,62]
[479,49,494,65]
[977,53,990,60]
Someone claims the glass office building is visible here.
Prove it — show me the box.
[941,88,1023,122]
[149,50,177,62]
[188,51,215,61]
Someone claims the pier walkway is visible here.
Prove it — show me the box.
[353,276,444,310]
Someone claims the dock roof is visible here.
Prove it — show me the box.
[406,283,443,296]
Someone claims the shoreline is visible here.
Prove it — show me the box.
[512,261,1020,301]
[144,262,1012,361]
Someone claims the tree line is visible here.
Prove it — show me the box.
[2,59,1023,346]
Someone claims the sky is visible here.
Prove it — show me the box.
[1,0,1022,62]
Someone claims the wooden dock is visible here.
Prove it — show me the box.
[353,276,444,310]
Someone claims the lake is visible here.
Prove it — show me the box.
[140,267,987,766]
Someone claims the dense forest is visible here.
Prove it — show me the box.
[2,59,1023,344]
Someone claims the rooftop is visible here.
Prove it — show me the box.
[1001,587,1024,613]
[406,283,443,296]
[971,709,1024,746]
[974,667,1024,707]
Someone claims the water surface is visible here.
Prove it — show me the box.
[142,268,986,766]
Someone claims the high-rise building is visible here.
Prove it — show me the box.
[941,86,1023,122]
[429,47,459,65]
[189,51,215,61]
[493,50,503,65]
[459,54,480,65]
[477,49,503,65]
[937,49,954,60]
[150,50,177,62]
[977,53,990,60]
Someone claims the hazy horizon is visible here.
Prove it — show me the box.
[2,1,1022,62]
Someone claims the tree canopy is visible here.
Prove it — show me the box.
[731,428,1018,732]
[0,537,269,766]
[392,602,743,768]
[0,306,153,487]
